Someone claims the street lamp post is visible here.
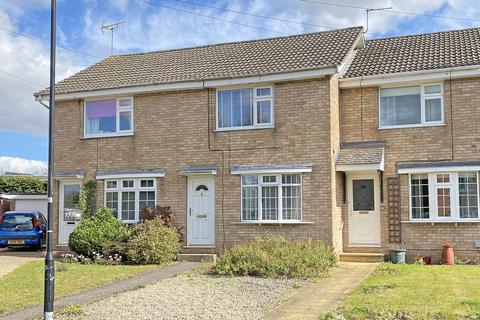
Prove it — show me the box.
[44,0,56,319]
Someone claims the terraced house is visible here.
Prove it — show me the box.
[35,26,480,262]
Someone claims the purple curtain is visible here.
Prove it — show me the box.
[86,99,116,118]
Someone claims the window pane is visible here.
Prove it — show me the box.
[459,172,478,219]
[218,90,232,128]
[241,89,253,126]
[106,181,117,189]
[119,111,132,131]
[262,175,277,183]
[380,86,421,126]
[118,98,132,107]
[218,89,253,128]
[282,185,301,220]
[86,99,116,134]
[232,90,242,126]
[242,175,258,185]
[425,98,442,122]
[261,186,278,220]
[242,186,258,220]
[256,88,271,97]
[121,191,136,221]
[282,174,301,184]
[437,187,451,217]
[123,180,134,188]
[352,179,374,211]
[140,179,154,188]
[139,191,155,214]
[424,85,441,94]
[411,174,429,219]
[106,192,118,219]
[256,100,271,124]
[63,184,81,222]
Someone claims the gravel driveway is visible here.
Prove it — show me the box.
[57,270,303,320]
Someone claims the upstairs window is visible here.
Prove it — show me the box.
[85,97,133,137]
[217,86,273,130]
[380,84,443,128]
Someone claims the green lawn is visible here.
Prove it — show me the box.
[335,263,480,320]
[0,260,159,315]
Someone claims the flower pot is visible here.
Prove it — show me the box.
[442,246,454,265]
[390,249,406,264]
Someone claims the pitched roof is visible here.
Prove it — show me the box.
[336,141,385,166]
[39,27,363,96]
[344,27,480,78]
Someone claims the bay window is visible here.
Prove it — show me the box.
[380,84,443,128]
[85,97,133,137]
[217,86,273,130]
[241,174,302,222]
[104,178,156,223]
[410,172,479,221]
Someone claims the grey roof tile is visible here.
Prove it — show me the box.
[344,27,480,78]
[336,142,384,165]
[37,27,363,95]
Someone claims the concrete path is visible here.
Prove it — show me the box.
[263,262,378,320]
[0,248,43,278]
[2,262,200,320]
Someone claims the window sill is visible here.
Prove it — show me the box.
[82,132,134,139]
[230,221,314,225]
[215,125,274,132]
[402,220,480,224]
[378,123,445,130]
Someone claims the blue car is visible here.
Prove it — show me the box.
[0,211,47,251]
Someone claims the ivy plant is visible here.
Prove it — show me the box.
[79,180,97,219]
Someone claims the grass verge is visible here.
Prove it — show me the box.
[0,260,159,314]
[324,263,480,320]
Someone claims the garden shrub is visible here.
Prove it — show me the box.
[127,217,181,264]
[0,175,45,194]
[68,207,125,257]
[215,235,337,278]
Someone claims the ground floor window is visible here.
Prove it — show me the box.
[410,172,479,221]
[241,174,302,222]
[104,178,156,223]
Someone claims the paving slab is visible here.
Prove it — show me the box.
[0,248,43,278]
[1,262,199,320]
[262,262,378,320]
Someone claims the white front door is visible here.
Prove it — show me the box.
[58,181,82,245]
[187,176,215,246]
[347,172,381,245]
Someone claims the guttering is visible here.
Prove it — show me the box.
[230,164,313,175]
[0,194,48,200]
[397,161,480,174]
[36,67,338,102]
[339,65,480,88]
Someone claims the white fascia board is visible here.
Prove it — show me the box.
[0,194,47,200]
[180,170,217,176]
[230,168,313,175]
[397,166,480,175]
[96,172,166,179]
[38,68,338,102]
[336,162,384,172]
[339,65,480,88]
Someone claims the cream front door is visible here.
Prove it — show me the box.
[58,181,82,245]
[348,172,381,245]
[187,176,215,246]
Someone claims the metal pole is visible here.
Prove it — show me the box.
[44,0,56,319]
[111,29,114,55]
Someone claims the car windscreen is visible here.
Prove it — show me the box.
[0,214,34,231]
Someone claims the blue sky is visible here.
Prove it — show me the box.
[0,0,478,171]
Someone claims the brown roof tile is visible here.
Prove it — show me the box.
[39,27,363,95]
[344,27,480,78]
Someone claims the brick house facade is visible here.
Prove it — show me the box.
[36,26,480,261]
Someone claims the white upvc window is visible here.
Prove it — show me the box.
[84,97,133,138]
[104,178,156,223]
[379,83,444,128]
[217,86,274,130]
[409,172,479,221]
[241,173,302,222]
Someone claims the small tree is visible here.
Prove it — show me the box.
[0,176,45,194]
[79,180,96,219]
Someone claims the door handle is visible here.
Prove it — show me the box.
[189,208,192,216]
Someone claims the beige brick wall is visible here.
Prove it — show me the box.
[53,78,339,252]
[340,77,480,260]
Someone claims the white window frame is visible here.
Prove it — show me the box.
[84,97,134,138]
[409,172,480,221]
[104,178,156,223]
[240,173,302,222]
[379,83,444,129]
[216,86,274,131]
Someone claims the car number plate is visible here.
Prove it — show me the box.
[8,240,25,245]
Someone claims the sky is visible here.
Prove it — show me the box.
[0,0,479,173]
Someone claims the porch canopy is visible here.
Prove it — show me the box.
[335,141,385,172]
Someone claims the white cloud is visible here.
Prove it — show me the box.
[0,8,86,135]
[0,156,47,175]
